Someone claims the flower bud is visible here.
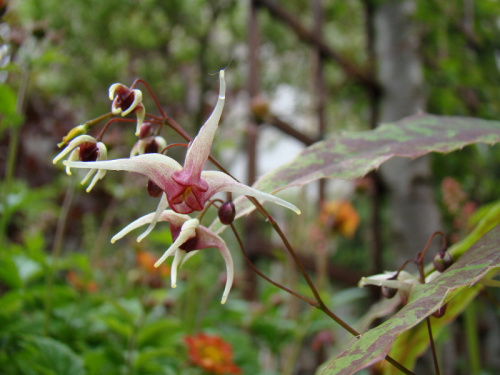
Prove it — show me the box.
[433,251,453,273]
[138,122,154,139]
[432,303,447,318]
[57,124,87,148]
[218,201,236,225]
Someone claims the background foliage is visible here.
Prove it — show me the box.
[1,0,499,374]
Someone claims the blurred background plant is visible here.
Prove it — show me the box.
[1,0,499,374]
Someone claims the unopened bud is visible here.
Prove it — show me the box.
[139,122,154,139]
[432,303,447,318]
[57,124,87,148]
[218,201,236,225]
[433,251,453,273]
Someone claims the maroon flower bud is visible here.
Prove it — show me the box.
[432,304,447,318]
[139,122,154,139]
[433,251,453,273]
[147,179,163,198]
[218,201,236,225]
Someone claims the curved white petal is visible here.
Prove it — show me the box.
[134,106,145,136]
[81,168,96,185]
[154,218,199,267]
[65,149,80,175]
[108,83,121,101]
[137,193,168,242]
[202,171,301,215]
[111,210,191,244]
[216,240,234,304]
[170,249,186,288]
[111,212,158,243]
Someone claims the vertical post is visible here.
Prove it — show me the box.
[312,0,326,205]
[243,0,261,300]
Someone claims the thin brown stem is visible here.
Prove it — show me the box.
[426,318,441,375]
[230,223,317,306]
[416,254,441,375]
[96,117,136,141]
[130,78,167,118]
[417,231,446,263]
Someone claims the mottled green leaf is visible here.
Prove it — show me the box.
[321,224,500,375]
[211,114,500,232]
[257,114,500,193]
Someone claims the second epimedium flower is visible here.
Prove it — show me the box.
[112,210,235,304]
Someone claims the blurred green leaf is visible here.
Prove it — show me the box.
[18,335,85,375]
[0,84,23,131]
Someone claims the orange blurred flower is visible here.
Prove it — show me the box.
[185,333,241,374]
[136,249,170,277]
[66,271,98,293]
[319,200,360,238]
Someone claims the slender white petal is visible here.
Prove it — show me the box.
[137,193,168,242]
[183,70,226,177]
[170,249,186,288]
[215,239,234,304]
[64,153,182,179]
[134,105,145,136]
[202,171,301,214]
[65,149,79,175]
[85,169,106,192]
[154,219,199,267]
[112,210,191,243]
[81,168,97,186]
[111,212,157,243]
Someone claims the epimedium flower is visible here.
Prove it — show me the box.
[64,70,300,239]
[111,209,235,304]
[109,82,145,136]
[53,135,107,192]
